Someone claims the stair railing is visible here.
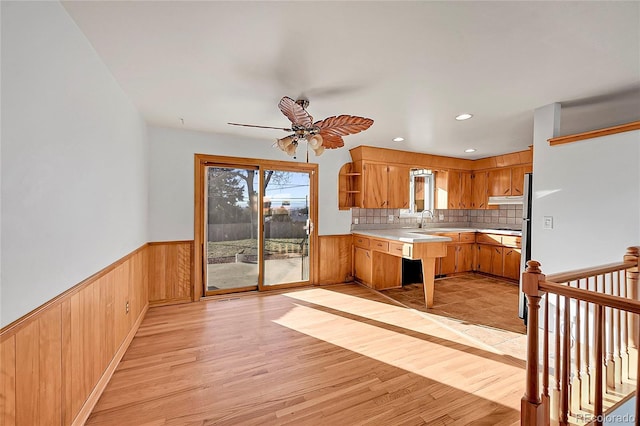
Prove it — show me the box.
[521,247,640,425]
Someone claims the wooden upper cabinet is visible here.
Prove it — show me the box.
[459,172,472,209]
[510,165,532,196]
[488,165,532,197]
[471,172,488,209]
[436,170,472,210]
[488,168,511,196]
[387,165,410,209]
[361,162,409,208]
[447,171,461,209]
[362,163,388,208]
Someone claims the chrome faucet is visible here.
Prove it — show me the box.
[419,209,433,228]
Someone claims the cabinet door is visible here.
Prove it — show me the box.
[440,244,457,275]
[471,172,488,209]
[490,246,504,276]
[510,165,532,196]
[477,244,493,274]
[447,171,462,209]
[457,244,475,273]
[387,165,410,209]
[503,248,522,280]
[434,170,449,209]
[488,169,511,196]
[363,163,388,208]
[354,247,372,286]
[459,172,473,209]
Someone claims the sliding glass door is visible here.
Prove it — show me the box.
[261,169,311,287]
[199,156,316,297]
[205,165,260,294]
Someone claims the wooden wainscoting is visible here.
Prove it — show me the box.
[0,245,149,426]
[147,241,193,306]
[317,234,353,284]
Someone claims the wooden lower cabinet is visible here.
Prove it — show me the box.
[477,244,503,276]
[354,246,373,286]
[437,243,475,276]
[503,248,522,280]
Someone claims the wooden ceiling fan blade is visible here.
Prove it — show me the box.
[278,96,312,127]
[227,122,292,131]
[314,115,374,137]
[318,132,345,149]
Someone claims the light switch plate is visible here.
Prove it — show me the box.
[388,214,394,222]
[543,216,553,229]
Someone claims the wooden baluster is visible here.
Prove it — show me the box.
[580,279,590,410]
[636,319,640,425]
[625,247,640,381]
[606,272,616,390]
[573,279,583,414]
[543,293,550,426]
[560,294,570,425]
[594,304,604,426]
[614,270,623,385]
[521,260,547,425]
[620,269,630,382]
[589,276,599,406]
[552,296,561,418]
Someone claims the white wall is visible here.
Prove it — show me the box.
[532,103,640,274]
[147,126,352,242]
[1,2,148,326]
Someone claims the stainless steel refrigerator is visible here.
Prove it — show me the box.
[518,173,533,322]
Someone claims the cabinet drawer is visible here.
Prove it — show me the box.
[371,238,390,252]
[435,232,460,242]
[389,242,404,257]
[476,233,502,245]
[459,232,475,243]
[353,235,370,249]
[502,236,521,248]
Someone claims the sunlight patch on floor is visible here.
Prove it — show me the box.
[272,301,524,409]
[281,287,506,355]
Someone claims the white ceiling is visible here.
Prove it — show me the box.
[62,1,640,159]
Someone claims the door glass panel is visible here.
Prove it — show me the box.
[262,170,310,286]
[205,166,259,293]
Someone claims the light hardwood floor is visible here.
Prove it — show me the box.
[87,283,525,425]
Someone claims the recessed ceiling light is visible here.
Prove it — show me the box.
[392,137,405,142]
[455,113,473,121]
[464,148,476,153]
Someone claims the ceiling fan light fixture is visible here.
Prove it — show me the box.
[276,135,295,151]
[284,142,297,156]
[312,145,325,156]
[307,134,323,149]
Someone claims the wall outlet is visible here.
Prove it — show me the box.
[439,213,444,221]
[543,216,553,229]
[388,214,394,222]
[354,218,359,225]
[126,301,130,314]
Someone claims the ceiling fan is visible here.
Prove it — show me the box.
[228,96,374,158]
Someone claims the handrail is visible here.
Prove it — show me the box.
[538,280,640,314]
[546,260,635,283]
[521,246,640,426]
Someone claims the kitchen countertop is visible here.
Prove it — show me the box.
[352,227,522,243]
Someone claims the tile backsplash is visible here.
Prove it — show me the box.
[351,204,523,230]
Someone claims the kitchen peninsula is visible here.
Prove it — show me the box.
[352,227,523,308]
[352,228,450,308]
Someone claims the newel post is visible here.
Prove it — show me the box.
[624,247,639,424]
[521,260,548,426]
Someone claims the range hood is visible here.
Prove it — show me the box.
[487,195,524,205]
